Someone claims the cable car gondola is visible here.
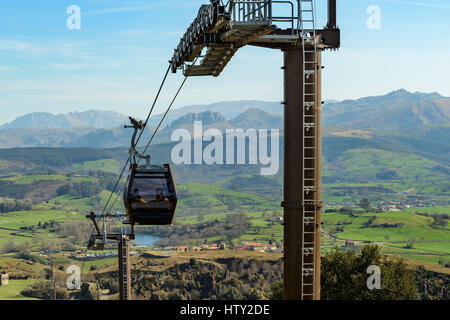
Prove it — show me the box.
[123,118,177,226]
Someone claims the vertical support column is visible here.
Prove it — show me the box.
[283,47,304,300]
[314,50,322,300]
[118,235,131,300]
[283,48,323,301]
[327,0,337,28]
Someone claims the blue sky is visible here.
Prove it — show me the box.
[0,0,449,124]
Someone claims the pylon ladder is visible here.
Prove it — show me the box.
[119,235,131,300]
[299,0,318,300]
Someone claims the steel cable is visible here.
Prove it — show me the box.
[99,64,171,216]
[105,74,190,216]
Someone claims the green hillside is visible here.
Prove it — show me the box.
[0,136,447,273]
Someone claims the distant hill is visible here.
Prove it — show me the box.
[0,110,129,130]
[0,126,448,190]
[147,100,283,127]
[1,90,449,148]
[323,123,450,163]
[0,109,282,148]
[229,108,282,130]
[151,89,449,131]
[0,128,97,148]
[70,127,136,149]
[166,111,227,129]
[324,89,450,130]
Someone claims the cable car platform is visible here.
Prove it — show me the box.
[171,0,340,77]
[184,24,275,77]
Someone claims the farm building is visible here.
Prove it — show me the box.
[0,273,9,286]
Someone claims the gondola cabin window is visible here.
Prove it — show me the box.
[124,164,177,226]
[130,177,174,210]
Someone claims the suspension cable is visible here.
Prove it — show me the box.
[105,74,190,215]
[82,51,190,289]
[81,64,173,272]
[136,65,171,143]
[98,64,171,216]
[137,56,198,158]
[91,57,191,258]
[140,76,188,161]
[100,159,129,215]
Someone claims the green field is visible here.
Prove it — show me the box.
[0,279,38,300]
[177,183,278,212]
[51,190,124,213]
[382,247,448,265]
[403,206,450,215]
[324,211,449,242]
[321,210,449,266]
[0,174,99,185]
[325,148,445,182]
[73,159,122,174]
[80,257,118,275]
[0,174,67,184]
[0,209,83,246]
[0,170,448,271]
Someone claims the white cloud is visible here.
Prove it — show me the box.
[84,4,157,16]
[84,0,200,16]
[0,40,46,54]
[380,0,450,9]
[0,39,99,60]
[0,65,16,72]
[116,29,153,37]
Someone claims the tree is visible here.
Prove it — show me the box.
[271,245,419,300]
[321,245,419,300]
[359,198,371,211]
[405,238,416,249]
[3,239,18,253]
[431,215,447,228]
[269,280,283,300]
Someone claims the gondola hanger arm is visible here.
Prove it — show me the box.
[125,117,151,166]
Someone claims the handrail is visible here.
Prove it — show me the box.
[230,0,297,30]
[171,1,319,74]
[272,1,295,30]
[231,0,272,24]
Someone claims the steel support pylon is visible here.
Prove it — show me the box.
[118,234,131,300]
[282,46,322,301]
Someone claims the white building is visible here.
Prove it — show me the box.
[0,273,9,286]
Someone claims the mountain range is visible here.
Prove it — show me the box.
[146,100,283,128]
[0,110,129,130]
[0,89,448,149]
[323,89,450,130]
